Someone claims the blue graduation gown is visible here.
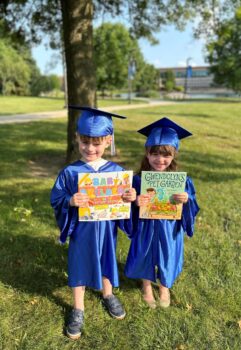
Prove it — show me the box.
[50,160,131,290]
[124,174,199,288]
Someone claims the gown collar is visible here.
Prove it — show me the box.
[81,158,108,171]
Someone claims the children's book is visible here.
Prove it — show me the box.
[139,171,187,220]
[78,171,133,221]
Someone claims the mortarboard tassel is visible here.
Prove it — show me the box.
[111,133,116,156]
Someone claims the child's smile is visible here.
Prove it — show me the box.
[147,152,174,171]
[77,137,111,162]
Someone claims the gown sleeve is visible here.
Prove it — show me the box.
[181,176,200,237]
[117,218,132,239]
[50,168,78,243]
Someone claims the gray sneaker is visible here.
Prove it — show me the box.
[103,295,126,320]
[66,309,84,340]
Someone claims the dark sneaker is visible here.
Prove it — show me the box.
[66,309,84,340]
[103,295,126,320]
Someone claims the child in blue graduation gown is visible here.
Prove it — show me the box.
[125,117,199,309]
[51,107,136,340]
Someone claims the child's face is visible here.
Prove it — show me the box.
[77,135,111,162]
[147,151,173,172]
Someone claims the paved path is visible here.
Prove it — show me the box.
[0,100,178,124]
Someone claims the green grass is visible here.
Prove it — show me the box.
[0,96,145,116]
[0,101,241,349]
[0,96,65,115]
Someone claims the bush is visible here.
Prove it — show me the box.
[174,85,184,92]
[136,90,160,98]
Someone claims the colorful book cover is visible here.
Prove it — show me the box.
[78,171,133,221]
[139,171,187,220]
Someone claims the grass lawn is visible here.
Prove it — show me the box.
[0,101,241,349]
[0,96,145,116]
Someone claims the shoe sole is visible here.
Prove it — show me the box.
[109,311,126,320]
[158,300,170,308]
[66,330,81,340]
[144,300,157,309]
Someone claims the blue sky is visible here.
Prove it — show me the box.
[32,23,207,76]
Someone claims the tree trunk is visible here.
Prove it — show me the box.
[60,0,96,162]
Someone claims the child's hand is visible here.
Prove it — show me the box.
[122,188,136,202]
[136,194,151,207]
[172,192,188,204]
[70,193,89,207]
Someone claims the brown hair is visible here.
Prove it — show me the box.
[137,145,178,174]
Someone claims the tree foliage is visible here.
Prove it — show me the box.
[0,18,44,96]
[0,39,31,95]
[94,22,144,95]
[30,74,61,96]
[3,1,240,160]
[134,63,159,94]
[162,70,176,92]
[206,7,241,93]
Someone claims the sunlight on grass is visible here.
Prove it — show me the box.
[0,96,145,116]
[0,101,241,349]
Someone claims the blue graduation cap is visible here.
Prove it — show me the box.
[68,106,126,137]
[138,117,192,150]
[68,106,127,155]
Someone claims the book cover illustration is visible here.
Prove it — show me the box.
[78,171,133,221]
[139,171,187,220]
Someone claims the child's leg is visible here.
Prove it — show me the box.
[66,286,85,340]
[73,286,85,310]
[158,284,170,308]
[142,279,154,299]
[102,276,113,297]
[142,279,156,308]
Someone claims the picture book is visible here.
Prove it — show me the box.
[78,171,133,221]
[139,171,187,220]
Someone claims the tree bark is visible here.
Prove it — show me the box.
[60,0,96,162]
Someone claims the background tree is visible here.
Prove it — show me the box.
[94,22,142,97]
[31,74,61,96]
[134,63,159,97]
[0,39,31,95]
[163,70,176,92]
[2,0,240,160]
[206,7,241,93]
[0,18,44,96]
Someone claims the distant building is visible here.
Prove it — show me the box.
[159,66,214,91]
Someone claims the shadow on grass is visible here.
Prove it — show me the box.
[0,229,140,331]
[1,121,239,185]
[179,149,241,182]
[183,98,241,104]
[0,232,66,294]
[118,262,141,291]
[162,98,241,104]
[0,230,74,327]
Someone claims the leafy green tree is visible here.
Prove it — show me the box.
[134,63,159,95]
[191,0,241,39]
[31,74,61,96]
[163,70,176,92]
[206,7,241,93]
[94,22,143,96]
[0,19,42,96]
[3,1,238,160]
[0,39,31,95]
